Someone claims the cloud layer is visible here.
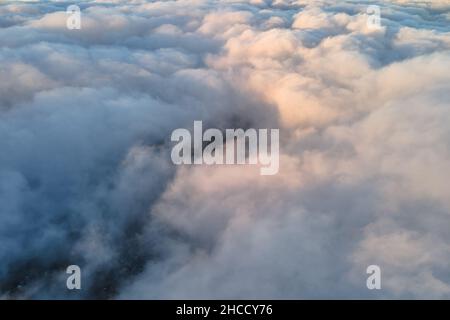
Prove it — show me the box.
[0,0,449,299]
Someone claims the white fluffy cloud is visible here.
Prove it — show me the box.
[0,0,449,299]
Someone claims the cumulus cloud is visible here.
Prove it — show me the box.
[0,0,449,299]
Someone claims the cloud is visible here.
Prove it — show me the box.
[0,0,449,299]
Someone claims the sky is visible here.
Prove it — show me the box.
[0,0,449,299]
